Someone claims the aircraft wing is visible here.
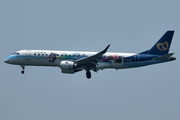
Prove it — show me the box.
[76,44,110,72]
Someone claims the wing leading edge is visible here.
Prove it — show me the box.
[76,44,110,72]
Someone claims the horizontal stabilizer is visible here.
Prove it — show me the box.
[154,53,174,60]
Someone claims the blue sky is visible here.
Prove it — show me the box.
[0,1,180,120]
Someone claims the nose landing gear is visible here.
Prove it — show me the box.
[21,65,25,74]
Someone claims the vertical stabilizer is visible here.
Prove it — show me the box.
[147,31,174,55]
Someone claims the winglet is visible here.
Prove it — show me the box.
[100,44,110,54]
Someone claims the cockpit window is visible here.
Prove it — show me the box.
[12,52,19,55]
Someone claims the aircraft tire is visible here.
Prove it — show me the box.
[21,70,24,74]
[86,71,91,79]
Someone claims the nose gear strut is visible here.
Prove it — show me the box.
[21,65,25,74]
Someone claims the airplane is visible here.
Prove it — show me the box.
[4,31,176,79]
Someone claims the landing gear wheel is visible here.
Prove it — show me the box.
[21,70,25,74]
[86,71,91,79]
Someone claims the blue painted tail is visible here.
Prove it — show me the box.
[146,31,174,55]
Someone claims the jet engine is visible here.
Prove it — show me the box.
[60,61,77,74]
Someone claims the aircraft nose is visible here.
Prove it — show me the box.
[4,56,11,63]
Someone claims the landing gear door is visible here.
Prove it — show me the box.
[26,50,31,60]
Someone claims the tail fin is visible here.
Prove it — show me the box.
[147,31,174,55]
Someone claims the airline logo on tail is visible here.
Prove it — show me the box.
[156,41,169,51]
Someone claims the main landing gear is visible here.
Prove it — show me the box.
[21,65,25,74]
[86,71,91,79]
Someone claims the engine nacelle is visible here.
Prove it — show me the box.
[60,61,77,74]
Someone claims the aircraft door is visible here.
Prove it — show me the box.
[26,50,31,60]
[134,55,139,62]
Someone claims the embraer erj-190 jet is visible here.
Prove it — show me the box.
[4,31,176,79]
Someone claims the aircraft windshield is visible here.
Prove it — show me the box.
[12,52,19,55]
